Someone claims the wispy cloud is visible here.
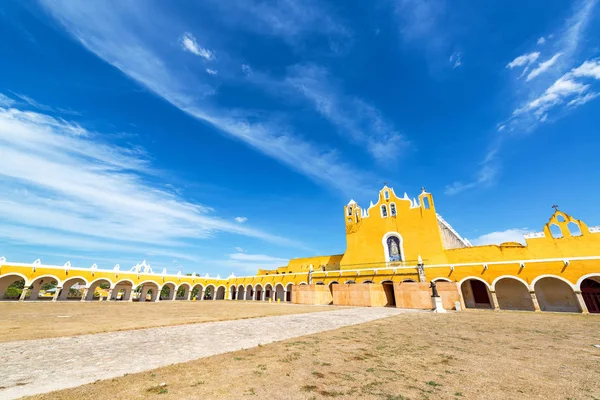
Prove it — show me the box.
[537,37,546,45]
[285,64,409,164]
[449,52,462,68]
[234,217,248,223]
[470,228,531,246]
[0,94,300,264]
[526,52,563,81]
[506,52,540,69]
[39,0,374,197]
[180,32,214,60]
[206,68,217,75]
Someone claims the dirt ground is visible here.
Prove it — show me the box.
[24,310,600,400]
[0,301,333,342]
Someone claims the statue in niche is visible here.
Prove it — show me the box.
[387,236,401,262]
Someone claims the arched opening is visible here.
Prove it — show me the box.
[58,277,87,300]
[494,278,535,311]
[191,284,204,300]
[345,280,356,284]
[362,280,374,284]
[549,224,563,238]
[286,283,293,302]
[580,277,600,313]
[381,204,388,218]
[255,284,263,301]
[216,286,226,300]
[160,283,176,300]
[390,203,397,216]
[402,279,416,283]
[135,282,160,302]
[204,285,215,300]
[0,274,26,300]
[329,281,339,305]
[230,285,237,300]
[275,284,285,301]
[237,285,245,300]
[86,279,112,301]
[556,214,566,222]
[316,282,325,285]
[264,284,273,300]
[423,197,431,209]
[383,233,403,262]
[245,284,253,300]
[567,222,582,237]
[176,284,190,300]
[111,280,134,301]
[27,276,60,301]
[460,279,492,309]
[534,277,579,312]
[382,280,396,307]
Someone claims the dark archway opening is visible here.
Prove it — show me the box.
[581,278,600,313]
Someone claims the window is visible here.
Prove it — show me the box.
[381,204,388,218]
[556,214,565,222]
[567,222,582,236]
[549,224,563,238]
[384,190,389,200]
[423,197,430,209]
[390,203,396,216]
[347,206,353,216]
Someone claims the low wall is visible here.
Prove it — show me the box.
[292,284,332,305]
[332,284,393,307]
[394,282,460,310]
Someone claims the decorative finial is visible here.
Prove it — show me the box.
[552,204,559,211]
[383,182,387,186]
[421,186,425,192]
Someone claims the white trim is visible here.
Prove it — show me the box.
[254,283,264,290]
[264,283,273,289]
[530,274,576,290]
[160,281,178,289]
[298,282,308,285]
[28,275,63,287]
[361,280,374,284]
[135,280,160,288]
[191,283,205,290]
[62,276,90,287]
[431,277,452,283]
[177,282,191,289]
[436,213,470,247]
[576,273,600,288]
[491,275,530,290]
[0,272,30,286]
[87,277,114,289]
[382,231,404,263]
[457,276,491,289]
[285,282,294,288]
[389,202,397,217]
[274,283,285,289]
[401,279,416,283]
[380,204,388,218]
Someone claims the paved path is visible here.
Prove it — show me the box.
[0,307,409,399]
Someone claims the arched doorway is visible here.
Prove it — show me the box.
[534,277,579,312]
[237,285,245,300]
[160,283,176,300]
[460,278,492,309]
[204,285,215,300]
[382,280,396,307]
[275,284,284,301]
[191,284,204,300]
[26,276,60,301]
[581,277,600,313]
[230,285,237,300]
[0,274,26,300]
[264,284,273,300]
[111,280,134,301]
[86,278,113,301]
[494,278,535,311]
[176,284,190,300]
[245,284,253,300]
[216,286,226,300]
[285,283,293,302]
[254,284,263,301]
[136,282,160,302]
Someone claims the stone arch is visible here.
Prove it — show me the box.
[237,284,245,300]
[86,278,114,301]
[254,284,264,301]
[382,231,404,263]
[176,283,191,300]
[264,283,273,300]
[136,281,160,302]
[215,285,226,300]
[191,284,204,300]
[160,282,177,300]
[229,284,237,300]
[59,277,89,300]
[493,277,535,311]
[534,276,580,312]
[27,275,62,301]
[245,284,253,300]
[285,283,293,302]
[111,279,134,301]
[204,284,216,300]
[459,277,492,309]
[579,275,600,313]
[275,283,285,301]
[0,273,28,300]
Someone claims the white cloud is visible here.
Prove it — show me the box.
[567,91,600,107]
[526,53,563,81]
[234,217,248,223]
[207,252,289,274]
[0,95,300,260]
[445,163,498,195]
[571,58,600,79]
[537,37,546,45]
[506,52,540,69]
[206,68,217,75]
[234,247,244,253]
[180,32,214,60]
[39,0,373,197]
[471,228,531,246]
[0,93,16,107]
[450,52,462,68]
[241,64,252,75]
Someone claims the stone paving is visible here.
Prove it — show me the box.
[0,307,411,399]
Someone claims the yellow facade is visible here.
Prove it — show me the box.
[1,185,599,313]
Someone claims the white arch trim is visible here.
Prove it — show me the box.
[381,231,405,263]
[160,281,178,289]
[274,283,285,289]
[245,284,254,289]
[491,275,530,291]
[29,275,63,287]
[530,274,576,290]
[192,283,205,290]
[0,272,30,286]
[576,273,600,288]
[177,282,191,289]
[264,283,274,289]
[85,277,114,289]
[112,279,134,287]
[431,277,452,283]
[254,283,264,290]
[457,276,492,289]
[216,284,227,290]
[136,280,160,288]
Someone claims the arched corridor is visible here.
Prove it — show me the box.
[264,284,273,300]
[205,285,216,300]
[215,286,226,300]
[580,277,600,313]
[286,283,293,302]
[27,276,60,301]
[237,285,245,300]
[245,285,253,300]
[136,282,160,302]
[534,277,579,313]
[460,278,492,309]
[275,283,284,301]
[494,278,535,311]
[176,284,190,300]
[254,284,263,301]
[0,274,27,300]
[160,283,176,300]
[111,280,134,301]
[86,279,112,301]
[191,284,204,300]
[230,285,237,300]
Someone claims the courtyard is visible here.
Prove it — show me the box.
[0,302,597,400]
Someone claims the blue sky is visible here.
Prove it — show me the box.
[1,0,599,276]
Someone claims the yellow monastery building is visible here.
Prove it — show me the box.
[1,186,599,313]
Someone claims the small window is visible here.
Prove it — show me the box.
[381,204,388,218]
[390,203,396,216]
[423,197,431,209]
[384,190,389,199]
[556,214,565,222]
[347,206,352,216]
[549,224,563,238]
[567,222,582,236]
